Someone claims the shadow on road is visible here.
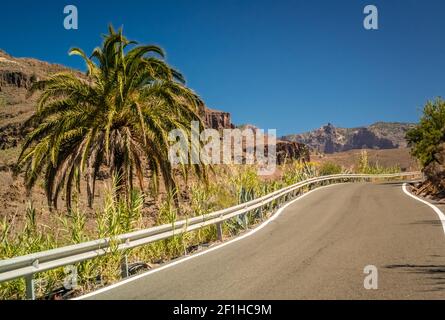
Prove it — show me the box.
[380,181,405,186]
[385,264,445,292]
[385,264,445,273]
[408,220,444,227]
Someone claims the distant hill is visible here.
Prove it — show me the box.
[282,122,416,154]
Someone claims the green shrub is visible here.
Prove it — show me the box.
[319,162,342,176]
[0,202,59,299]
[406,97,445,167]
[282,161,318,185]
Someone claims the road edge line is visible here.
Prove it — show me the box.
[74,183,341,300]
[402,183,445,236]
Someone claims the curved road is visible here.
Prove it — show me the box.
[85,182,445,300]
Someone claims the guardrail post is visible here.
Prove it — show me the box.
[216,222,223,241]
[121,255,129,279]
[25,274,35,300]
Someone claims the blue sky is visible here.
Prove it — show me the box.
[1,0,444,135]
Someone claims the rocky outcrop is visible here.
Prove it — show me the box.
[347,127,396,150]
[276,140,310,164]
[0,122,26,149]
[283,122,415,154]
[204,108,233,129]
[0,50,77,96]
[0,71,33,90]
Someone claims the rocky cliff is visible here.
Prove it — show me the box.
[236,124,310,164]
[0,70,33,89]
[204,108,233,129]
[282,122,415,154]
[276,140,310,164]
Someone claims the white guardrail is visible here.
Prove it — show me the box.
[0,172,422,299]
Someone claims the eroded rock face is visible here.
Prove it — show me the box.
[0,71,32,89]
[246,139,310,166]
[345,127,396,150]
[201,110,310,164]
[204,108,233,129]
[276,140,310,164]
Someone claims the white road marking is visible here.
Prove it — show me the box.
[402,183,445,236]
[74,183,341,300]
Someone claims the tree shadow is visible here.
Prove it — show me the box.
[408,220,443,227]
[380,182,405,186]
[386,264,445,273]
[384,264,445,292]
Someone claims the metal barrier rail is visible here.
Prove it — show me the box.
[0,172,421,299]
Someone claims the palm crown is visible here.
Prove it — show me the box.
[16,26,207,210]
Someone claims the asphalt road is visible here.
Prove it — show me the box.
[86,182,445,300]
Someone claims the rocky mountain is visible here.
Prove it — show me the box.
[204,108,234,129]
[282,122,415,154]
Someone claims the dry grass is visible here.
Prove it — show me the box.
[311,148,419,172]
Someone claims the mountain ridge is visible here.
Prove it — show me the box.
[282,122,415,154]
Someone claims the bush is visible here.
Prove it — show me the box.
[319,162,342,176]
[406,97,445,167]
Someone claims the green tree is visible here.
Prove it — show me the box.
[406,97,445,167]
[16,26,207,210]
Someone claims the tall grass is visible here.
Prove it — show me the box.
[357,150,400,174]
[0,203,60,299]
[282,161,319,185]
[318,162,343,176]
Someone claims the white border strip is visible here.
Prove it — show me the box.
[402,183,445,236]
[74,183,340,300]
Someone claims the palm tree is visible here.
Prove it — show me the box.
[16,26,207,210]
